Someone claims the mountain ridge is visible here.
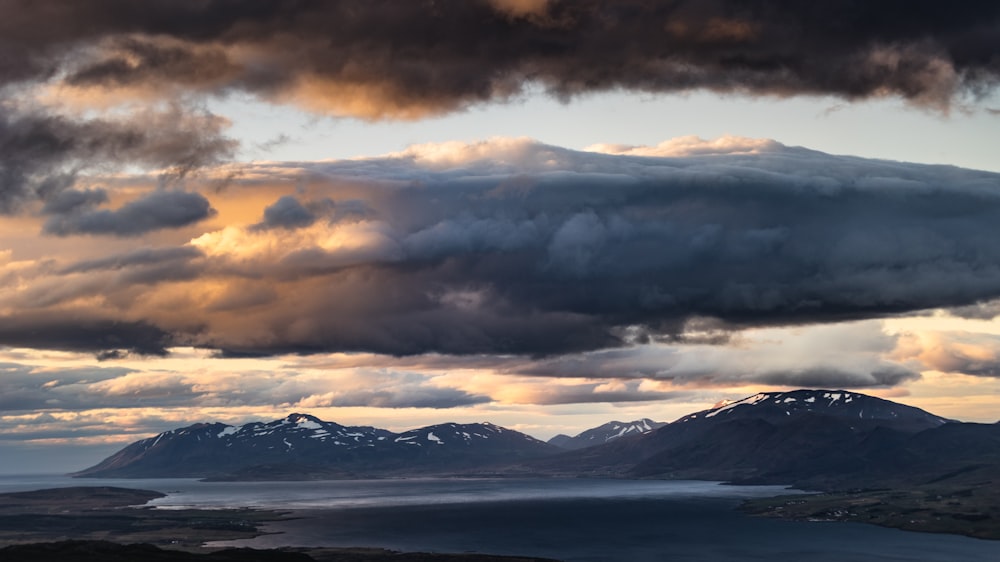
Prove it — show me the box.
[548,418,666,450]
[74,415,557,479]
[74,389,997,489]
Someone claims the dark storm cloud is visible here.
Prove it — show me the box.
[0,1,997,118]
[0,313,172,357]
[252,196,370,230]
[253,195,332,230]
[43,190,216,237]
[8,140,1000,358]
[191,140,1000,354]
[40,188,109,214]
[184,141,1000,356]
[0,106,236,213]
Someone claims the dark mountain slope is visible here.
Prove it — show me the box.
[75,415,557,479]
[548,419,665,450]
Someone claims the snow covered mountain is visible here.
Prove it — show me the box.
[75,390,993,488]
[677,389,951,431]
[75,414,556,478]
[548,418,666,450]
[532,389,964,487]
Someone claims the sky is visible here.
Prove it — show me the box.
[2,0,1000,474]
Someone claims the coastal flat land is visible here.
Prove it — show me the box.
[0,486,288,548]
[0,487,560,562]
[742,481,1000,540]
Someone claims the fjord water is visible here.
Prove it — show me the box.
[1,476,996,561]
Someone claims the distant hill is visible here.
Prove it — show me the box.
[548,419,666,450]
[530,389,979,489]
[74,414,557,479]
[75,390,1000,493]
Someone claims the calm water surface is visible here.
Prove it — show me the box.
[1,475,997,561]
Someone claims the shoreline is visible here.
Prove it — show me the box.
[740,486,1000,541]
[0,486,561,561]
[2,478,997,558]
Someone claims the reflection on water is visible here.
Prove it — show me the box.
[0,476,996,562]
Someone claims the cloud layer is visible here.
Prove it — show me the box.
[3,138,1000,359]
[0,105,235,214]
[1,1,998,120]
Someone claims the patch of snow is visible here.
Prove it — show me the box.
[296,419,322,430]
[395,435,417,442]
[612,426,631,438]
[428,432,443,444]
[805,397,816,403]
[283,438,293,450]
[217,426,238,438]
[706,393,768,417]
[783,397,797,403]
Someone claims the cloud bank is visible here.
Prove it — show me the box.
[0,105,235,214]
[2,138,999,359]
[1,0,997,120]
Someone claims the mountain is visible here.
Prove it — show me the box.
[548,419,666,450]
[74,414,557,479]
[530,389,965,487]
[75,390,998,490]
[676,390,950,431]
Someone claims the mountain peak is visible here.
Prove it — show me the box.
[548,417,666,450]
[283,413,323,427]
[680,389,950,431]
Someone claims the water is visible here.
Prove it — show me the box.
[1,475,997,561]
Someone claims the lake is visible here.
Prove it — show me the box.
[0,475,997,561]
